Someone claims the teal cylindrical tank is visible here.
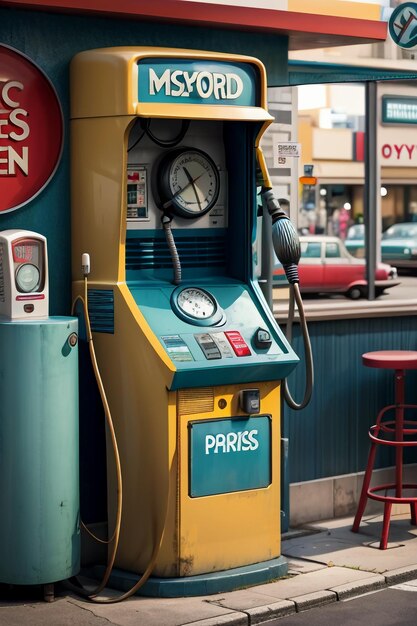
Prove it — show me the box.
[0,317,80,585]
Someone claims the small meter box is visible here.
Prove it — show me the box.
[127,165,148,220]
[0,230,48,320]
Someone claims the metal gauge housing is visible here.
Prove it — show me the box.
[171,286,225,326]
[155,147,220,218]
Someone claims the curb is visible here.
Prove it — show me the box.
[330,574,386,601]
[186,565,417,626]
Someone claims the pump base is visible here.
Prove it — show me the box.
[93,557,288,598]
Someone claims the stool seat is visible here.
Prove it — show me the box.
[363,350,417,370]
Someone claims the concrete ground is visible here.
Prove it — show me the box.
[2,512,417,626]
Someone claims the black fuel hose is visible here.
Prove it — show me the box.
[262,189,314,410]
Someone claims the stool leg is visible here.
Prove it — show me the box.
[411,503,417,526]
[352,442,377,532]
[394,370,405,498]
[380,502,393,550]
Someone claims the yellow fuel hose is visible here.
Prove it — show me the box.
[70,277,168,603]
[71,277,122,598]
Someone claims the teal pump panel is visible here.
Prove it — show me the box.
[0,318,80,585]
[122,115,299,390]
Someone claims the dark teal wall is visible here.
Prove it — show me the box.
[287,315,417,483]
[0,8,288,314]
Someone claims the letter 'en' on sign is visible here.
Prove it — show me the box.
[0,44,63,213]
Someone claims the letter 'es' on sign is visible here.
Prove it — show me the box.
[0,45,63,213]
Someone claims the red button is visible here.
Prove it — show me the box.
[224,331,251,357]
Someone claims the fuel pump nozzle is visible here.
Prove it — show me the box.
[262,189,300,285]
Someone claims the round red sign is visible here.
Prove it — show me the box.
[0,45,63,213]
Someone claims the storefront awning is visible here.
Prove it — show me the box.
[288,60,417,85]
[2,0,387,51]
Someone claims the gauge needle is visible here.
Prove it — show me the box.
[183,166,203,211]
[162,171,205,209]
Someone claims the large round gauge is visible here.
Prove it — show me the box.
[15,263,40,293]
[171,286,225,326]
[155,147,220,218]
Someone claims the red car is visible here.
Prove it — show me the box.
[273,235,398,299]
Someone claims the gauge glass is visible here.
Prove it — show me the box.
[177,287,216,319]
[15,263,40,293]
[169,150,219,216]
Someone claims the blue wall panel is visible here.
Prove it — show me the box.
[287,315,417,483]
[0,8,288,316]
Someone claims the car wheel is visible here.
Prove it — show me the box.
[346,286,363,300]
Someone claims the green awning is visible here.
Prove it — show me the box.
[288,60,417,85]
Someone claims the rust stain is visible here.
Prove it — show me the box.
[179,554,194,577]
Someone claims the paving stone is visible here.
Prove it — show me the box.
[187,613,248,626]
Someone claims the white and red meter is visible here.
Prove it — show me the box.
[0,230,48,319]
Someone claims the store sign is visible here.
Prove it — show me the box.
[138,59,256,106]
[382,96,417,124]
[0,45,63,213]
[273,141,301,167]
[381,144,416,160]
[389,2,417,49]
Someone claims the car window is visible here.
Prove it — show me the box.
[325,242,341,258]
[346,225,364,240]
[383,224,417,239]
[301,241,321,258]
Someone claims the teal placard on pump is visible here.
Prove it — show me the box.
[138,59,257,106]
[189,416,271,497]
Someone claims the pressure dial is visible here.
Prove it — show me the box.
[15,263,41,292]
[155,147,220,218]
[171,286,225,326]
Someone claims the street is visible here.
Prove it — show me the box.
[296,273,417,303]
[273,273,417,323]
[269,581,417,625]
[383,272,417,302]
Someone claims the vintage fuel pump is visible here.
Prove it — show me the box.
[70,47,302,595]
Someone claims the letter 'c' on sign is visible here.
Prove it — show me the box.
[0,45,63,213]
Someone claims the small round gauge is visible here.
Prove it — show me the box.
[155,147,220,219]
[178,287,216,319]
[171,286,225,326]
[15,263,40,293]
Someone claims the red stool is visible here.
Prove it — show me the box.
[352,350,417,549]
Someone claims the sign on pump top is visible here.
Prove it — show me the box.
[138,59,257,106]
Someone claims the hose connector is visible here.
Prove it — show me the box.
[161,213,182,285]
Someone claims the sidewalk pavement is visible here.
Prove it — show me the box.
[2,511,417,626]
